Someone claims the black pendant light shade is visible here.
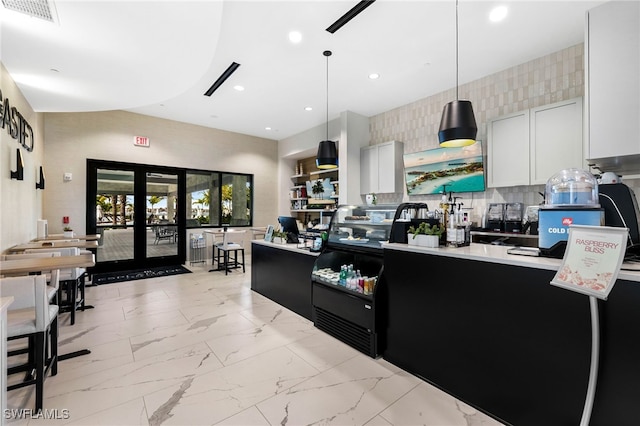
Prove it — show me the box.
[316,50,338,169]
[438,0,477,148]
[438,100,477,147]
[316,140,338,169]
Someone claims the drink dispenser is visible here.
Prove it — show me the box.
[538,168,604,258]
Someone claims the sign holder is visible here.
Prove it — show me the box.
[550,224,628,426]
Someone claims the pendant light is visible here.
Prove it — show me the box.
[438,0,477,147]
[316,50,338,169]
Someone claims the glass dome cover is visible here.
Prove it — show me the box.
[544,168,600,208]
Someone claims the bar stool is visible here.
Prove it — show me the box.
[211,230,246,275]
[1,275,59,411]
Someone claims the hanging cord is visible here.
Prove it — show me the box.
[455,0,459,101]
[324,50,332,140]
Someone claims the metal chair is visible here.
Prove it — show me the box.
[1,275,59,411]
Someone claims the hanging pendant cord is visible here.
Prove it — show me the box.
[455,0,459,101]
[324,50,332,140]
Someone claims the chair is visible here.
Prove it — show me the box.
[154,225,176,244]
[211,230,246,275]
[1,252,61,304]
[1,275,59,411]
[24,247,86,325]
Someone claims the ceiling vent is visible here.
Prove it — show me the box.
[1,0,58,22]
[204,62,241,97]
[326,0,376,34]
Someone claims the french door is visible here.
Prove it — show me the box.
[86,160,185,274]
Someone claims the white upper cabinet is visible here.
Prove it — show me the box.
[530,98,584,185]
[586,1,640,173]
[360,140,404,194]
[487,110,530,187]
[488,98,584,188]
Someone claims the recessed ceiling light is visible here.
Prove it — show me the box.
[489,6,508,22]
[304,106,313,111]
[288,31,302,43]
[233,85,245,91]
[265,127,272,130]
[368,73,380,80]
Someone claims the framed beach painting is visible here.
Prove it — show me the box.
[403,141,486,195]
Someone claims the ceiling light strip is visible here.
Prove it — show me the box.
[203,62,241,97]
[326,0,376,34]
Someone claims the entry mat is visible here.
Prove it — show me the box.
[92,265,192,285]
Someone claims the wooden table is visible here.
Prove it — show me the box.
[33,233,100,241]
[0,253,95,275]
[8,240,99,253]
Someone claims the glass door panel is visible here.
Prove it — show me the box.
[95,169,135,263]
[146,172,179,259]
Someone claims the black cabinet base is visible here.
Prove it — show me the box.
[314,306,378,358]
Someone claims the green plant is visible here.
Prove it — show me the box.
[311,179,325,198]
[408,222,444,239]
[63,226,73,231]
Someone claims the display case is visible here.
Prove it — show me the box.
[326,204,397,253]
[311,204,397,358]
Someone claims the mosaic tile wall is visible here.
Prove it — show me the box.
[368,43,639,224]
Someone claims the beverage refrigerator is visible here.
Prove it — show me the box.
[311,204,397,357]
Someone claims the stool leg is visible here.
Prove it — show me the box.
[35,331,45,411]
[241,249,245,273]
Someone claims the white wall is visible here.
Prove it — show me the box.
[42,110,279,236]
[0,63,45,252]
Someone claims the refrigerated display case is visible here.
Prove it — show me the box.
[311,204,397,357]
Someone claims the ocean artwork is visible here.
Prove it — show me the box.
[403,141,486,195]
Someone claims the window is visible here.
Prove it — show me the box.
[186,171,252,227]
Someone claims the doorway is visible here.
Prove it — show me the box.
[86,160,185,274]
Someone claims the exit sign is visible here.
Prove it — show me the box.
[133,136,150,147]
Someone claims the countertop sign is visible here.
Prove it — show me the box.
[551,225,628,299]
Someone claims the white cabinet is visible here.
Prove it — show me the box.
[530,98,584,184]
[487,110,530,187]
[586,1,640,173]
[360,140,404,194]
[487,98,583,187]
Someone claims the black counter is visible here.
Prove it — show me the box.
[383,246,640,426]
[250,241,318,320]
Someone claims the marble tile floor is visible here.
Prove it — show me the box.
[5,262,504,426]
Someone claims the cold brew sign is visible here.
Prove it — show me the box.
[0,89,35,151]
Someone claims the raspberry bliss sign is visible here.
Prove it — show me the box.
[551,224,628,300]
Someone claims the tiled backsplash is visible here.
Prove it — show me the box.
[367,43,639,223]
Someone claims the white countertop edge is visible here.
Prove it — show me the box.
[383,243,640,283]
[251,239,321,256]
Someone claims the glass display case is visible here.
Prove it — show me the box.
[326,204,398,253]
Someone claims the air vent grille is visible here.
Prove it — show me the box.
[2,0,57,22]
[314,306,376,357]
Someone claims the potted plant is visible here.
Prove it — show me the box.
[407,222,444,248]
[63,226,74,238]
[272,228,288,244]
